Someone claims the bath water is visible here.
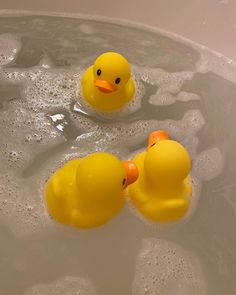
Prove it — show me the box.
[0,13,236,295]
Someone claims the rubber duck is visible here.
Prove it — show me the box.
[81,52,135,112]
[45,152,138,229]
[128,130,192,222]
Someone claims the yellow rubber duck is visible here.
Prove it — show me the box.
[128,130,192,222]
[81,52,135,112]
[45,152,138,229]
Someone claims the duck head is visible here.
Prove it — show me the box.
[145,131,191,185]
[93,52,131,94]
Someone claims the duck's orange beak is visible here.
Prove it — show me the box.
[147,130,169,149]
[95,79,117,93]
[123,160,139,188]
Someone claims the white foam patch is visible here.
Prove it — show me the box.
[132,238,206,295]
[0,100,63,170]
[149,91,200,106]
[1,63,144,120]
[0,66,81,111]
[24,70,80,111]
[71,109,205,155]
[177,91,200,102]
[1,67,43,84]
[141,67,193,87]
[0,33,21,66]
[150,92,176,106]
[24,276,97,295]
[193,147,224,181]
[136,66,194,106]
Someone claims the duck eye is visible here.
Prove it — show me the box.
[122,178,126,186]
[97,69,101,76]
[115,77,121,84]
[150,143,156,147]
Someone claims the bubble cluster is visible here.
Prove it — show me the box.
[193,147,224,181]
[138,66,195,106]
[70,109,204,158]
[0,99,63,172]
[150,89,200,106]
[176,91,200,102]
[0,33,21,66]
[141,66,193,87]
[132,238,206,295]
[24,70,80,111]
[24,276,97,295]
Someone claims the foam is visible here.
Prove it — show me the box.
[149,91,200,106]
[138,67,196,106]
[24,276,97,295]
[0,33,21,66]
[132,238,206,295]
[72,109,204,154]
[176,91,200,102]
[1,63,145,119]
[0,66,81,112]
[141,67,193,87]
[0,99,63,169]
[193,147,224,181]
[24,70,80,111]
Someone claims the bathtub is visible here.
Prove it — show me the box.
[1,1,236,295]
